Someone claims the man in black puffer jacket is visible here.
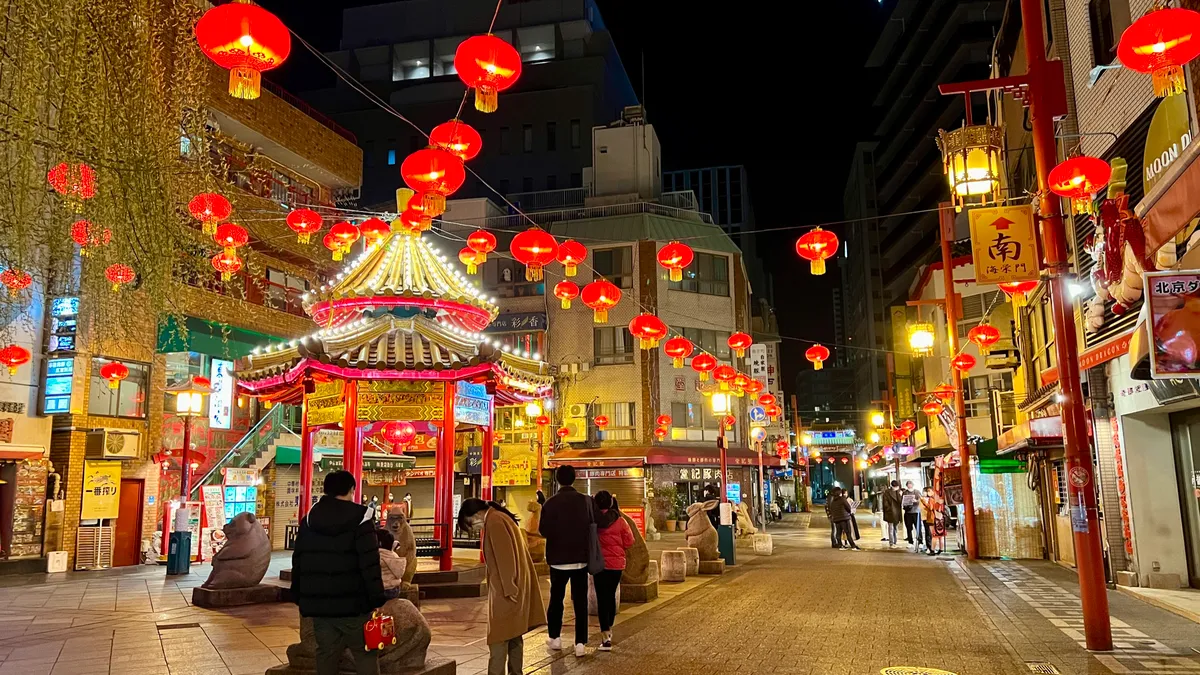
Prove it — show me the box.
[538,465,595,656]
[292,470,385,675]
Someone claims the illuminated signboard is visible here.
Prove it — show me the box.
[42,357,74,414]
[209,358,234,430]
[453,381,490,425]
[48,296,79,354]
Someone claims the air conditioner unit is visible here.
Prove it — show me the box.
[564,417,587,443]
[85,429,141,460]
[567,403,589,418]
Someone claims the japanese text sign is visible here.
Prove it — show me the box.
[1146,270,1200,379]
[81,461,121,520]
[969,204,1040,285]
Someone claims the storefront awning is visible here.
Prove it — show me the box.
[549,444,783,468]
[1138,132,1200,254]
[997,417,1064,455]
[158,315,278,359]
[0,447,45,462]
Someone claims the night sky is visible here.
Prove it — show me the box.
[258,0,888,394]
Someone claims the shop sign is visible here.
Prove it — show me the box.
[201,485,226,527]
[81,461,121,519]
[1039,331,1131,386]
[485,312,547,333]
[674,376,685,392]
[764,342,782,396]
[223,468,258,486]
[306,380,345,426]
[968,204,1040,284]
[625,506,646,535]
[677,467,734,482]
[357,381,444,421]
[749,344,768,382]
[208,358,234,430]
[405,467,436,479]
[1144,93,1193,194]
[321,455,414,473]
[493,457,532,486]
[467,446,482,475]
[576,467,644,479]
[47,297,78,354]
[454,381,490,426]
[1145,270,1200,378]
[42,357,73,415]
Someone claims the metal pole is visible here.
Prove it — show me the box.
[1019,0,1112,649]
[939,204,979,560]
[181,416,193,501]
[756,440,767,533]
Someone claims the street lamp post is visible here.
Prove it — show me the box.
[161,376,211,557]
[936,0,1111,650]
[751,428,767,534]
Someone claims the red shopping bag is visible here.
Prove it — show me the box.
[363,610,396,651]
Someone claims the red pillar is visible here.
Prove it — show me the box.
[1019,0,1111,650]
[343,381,361,500]
[437,382,456,571]
[299,399,314,518]
[482,398,494,503]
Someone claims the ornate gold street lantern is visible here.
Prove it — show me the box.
[936,124,1005,210]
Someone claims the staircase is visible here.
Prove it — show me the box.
[190,405,299,500]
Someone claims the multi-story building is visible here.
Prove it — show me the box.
[300,0,638,208]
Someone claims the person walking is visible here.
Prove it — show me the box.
[291,471,386,675]
[902,480,922,550]
[592,491,633,652]
[920,486,941,556]
[538,465,594,657]
[882,480,903,548]
[823,492,839,548]
[827,487,860,550]
[458,498,544,675]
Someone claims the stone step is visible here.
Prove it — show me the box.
[418,580,486,599]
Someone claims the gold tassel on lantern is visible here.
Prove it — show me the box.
[475,85,498,113]
[422,192,446,217]
[810,258,826,276]
[203,220,217,236]
[229,66,262,100]
[1154,65,1186,97]
[813,360,824,371]
[560,297,572,310]
[593,308,608,324]
[396,187,415,212]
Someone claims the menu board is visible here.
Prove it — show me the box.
[223,485,258,523]
[9,460,49,558]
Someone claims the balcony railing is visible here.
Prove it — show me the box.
[261,79,358,145]
[483,199,715,230]
[179,267,309,319]
[216,151,330,211]
[661,190,699,211]
[505,187,589,211]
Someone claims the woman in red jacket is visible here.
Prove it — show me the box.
[592,490,634,652]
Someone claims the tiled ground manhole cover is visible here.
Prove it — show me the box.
[1025,664,1061,674]
[881,669,957,675]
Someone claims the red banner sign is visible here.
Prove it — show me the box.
[1040,332,1132,386]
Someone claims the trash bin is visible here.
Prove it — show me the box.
[166,531,191,575]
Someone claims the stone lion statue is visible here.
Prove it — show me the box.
[268,598,431,675]
[735,501,758,538]
[523,492,546,563]
[684,500,720,561]
[385,506,418,587]
[202,512,270,589]
[619,511,651,584]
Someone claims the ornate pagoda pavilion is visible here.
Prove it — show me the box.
[235,232,552,569]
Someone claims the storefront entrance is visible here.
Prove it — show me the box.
[1168,410,1200,588]
[113,479,143,567]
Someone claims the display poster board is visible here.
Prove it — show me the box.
[81,461,121,519]
[1146,270,1200,378]
[625,507,646,536]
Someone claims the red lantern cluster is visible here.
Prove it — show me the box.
[459,248,486,274]
[325,221,360,261]
[998,280,1038,298]
[805,344,830,370]
[654,426,668,441]
[196,2,292,100]
[656,414,672,427]
[691,352,717,380]
[950,353,977,372]
[402,148,466,217]
[382,420,417,449]
[933,383,957,401]
[47,162,96,209]
[214,222,248,256]
[1117,7,1200,97]
[922,400,945,416]
[510,228,558,282]
[99,361,129,390]
[713,364,737,390]
[581,279,621,323]
[556,426,570,439]
[286,208,323,244]
[758,393,777,407]
[105,264,135,292]
[967,323,1001,350]
[455,35,522,113]
[359,218,392,246]
[189,193,232,235]
[728,332,753,359]
[535,415,551,427]
[1048,157,1112,215]
[664,336,694,368]
[467,230,497,265]
[211,251,244,281]
[594,415,609,430]
[795,227,838,276]
[657,241,694,282]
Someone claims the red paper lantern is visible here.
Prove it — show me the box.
[656,414,672,427]
[0,345,31,375]
[535,415,551,427]
[459,247,486,274]
[100,361,129,389]
[663,336,694,368]
[188,193,232,235]
[47,162,96,209]
[713,364,737,390]
[510,228,559,282]
[892,429,907,442]
[196,1,291,99]
[429,119,483,161]
[758,393,777,407]
[594,415,609,430]
[776,439,789,453]
[728,332,753,358]
[1048,157,1112,215]
[328,221,360,261]
[581,279,621,323]
[382,420,417,446]
[951,353,977,372]
[732,372,751,393]
[764,403,782,418]
[654,426,668,441]
[213,222,248,256]
[998,280,1038,298]
[722,414,737,428]
[553,281,579,309]
[397,208,431,235]
[628,314,668,349]
[285,208,323,244]
[556,426,570,439]
[743,379,764,395]
[557,240,587,277]
[922,400,945,416]
[211,251,243,281]
[105,264,135,291]
[323,232,342,260]
[657,241,694,282]
[1117,7,1200,97]
[900,419,916,433]
[795,227,839,275]
[691,352,717,380]
[933,383,957,402]
[806,344,830,370]
[359,218,392,246]
[454,34,522,113]
[401,148,466,217]
[840,457,850,464]
[467,230,497,262]
[71,219,111,256]
[1,269,32,298]
[967,323,1002,350]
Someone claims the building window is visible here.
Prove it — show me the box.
[669,252,729,296]
[546,175,557,190]
[523,124,533,153]
[1088,0,1116,67]
[392,41,431,81]
[265,268,310,316]
[570,119,581,149]
[483,257,543,298]
[517,25,555,62]
[522,176,534,192]
[432,36,465,76]
[594,327,634,365]
[570,172,582,188]
[89,357,149,419]
[500,127,511,155]
[546,122,557,151]
[387,150,396,166]
[595,402,635,441]
[593,247,633,288]
[680,327,732,361]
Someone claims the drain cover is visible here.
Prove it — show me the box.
[881,669,957,675]
[1025,664,1061,674]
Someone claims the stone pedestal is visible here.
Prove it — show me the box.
[192,583,281,608]
[1115,571,1139,587]
[619,580,658,603]
[587,574,620,615]
[698,559,726,575]
[266,658,456,675]
[678,547,699,576]
[752,533,774,556]
[647,560,659,583]
[660,551,686,582]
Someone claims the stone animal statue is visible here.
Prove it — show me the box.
[684,500,721,561]
[523,493,546,563]
[735,502,758,538]
[202,512,270,589]
[267,598,431,675]
[619,512,651,584]
[643,489,658,540]
[385,506,418,587]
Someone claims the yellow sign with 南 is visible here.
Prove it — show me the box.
[81,461,122,520]
[968,204,1040,285]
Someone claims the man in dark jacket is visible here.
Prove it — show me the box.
[882,480,904,547]
[827,487,860,550]
[538,465,594,657]
[292,470,386,675]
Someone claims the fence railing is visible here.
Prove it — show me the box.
[505,187,589,211]
[261,79,358,144]
[189,405,290,500]
[660,190,699,211]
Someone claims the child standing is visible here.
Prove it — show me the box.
[377,529,406,599]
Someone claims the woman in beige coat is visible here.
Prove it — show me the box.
[458,498,545,675]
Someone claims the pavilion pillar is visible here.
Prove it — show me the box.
[299,399,314,519]
[437,382,456,571]
[343,380,361,500]
[480,397,495,564]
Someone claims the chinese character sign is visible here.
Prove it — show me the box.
[968,205,1040,285]
[81,461,122,519]
[1146,270,1200,379]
